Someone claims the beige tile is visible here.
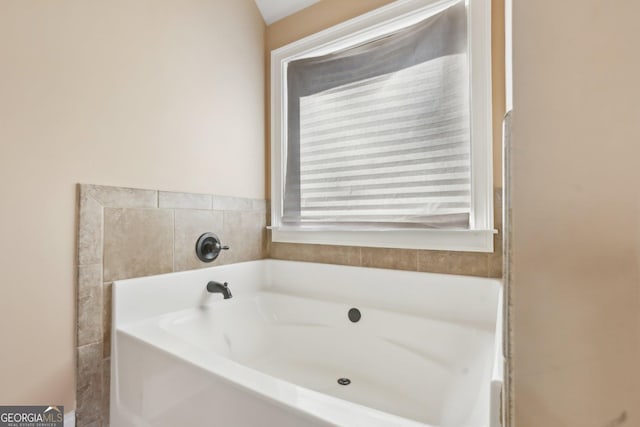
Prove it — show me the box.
[270,243,361,266]
[488,233,503,278]
[77,343,103,426]
[102,283,112,359]
[78,190,103,266]
[220,211,267,264]
[174,209,224,271]
[265,229,272,259]
[159,191,212,210]
[103,208,174,282]
[361,247,417,271]
[84,184,157,208]
[417,250,489,277]
[102,358,111,427]
[77,265,102,346]
[211,195,254,211]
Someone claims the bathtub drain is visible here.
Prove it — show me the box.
[337,378,351,386]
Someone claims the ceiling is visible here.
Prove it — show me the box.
[253,0,321,25]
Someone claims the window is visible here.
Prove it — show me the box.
[271,0,493,252]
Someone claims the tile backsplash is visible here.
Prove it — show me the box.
[270,188,503,279]
[269,240,501,278]
[75,183,501,427]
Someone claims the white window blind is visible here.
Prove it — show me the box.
[283,1,470,229]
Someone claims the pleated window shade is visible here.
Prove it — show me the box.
[284,1,470,229]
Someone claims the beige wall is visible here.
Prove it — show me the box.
[511,0,640,425]
[0,0,265,411]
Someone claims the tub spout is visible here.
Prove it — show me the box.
[206,281,232,299]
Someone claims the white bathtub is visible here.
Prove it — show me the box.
[111,260,502,427]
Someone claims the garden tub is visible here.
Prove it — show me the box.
[111,260,502,427]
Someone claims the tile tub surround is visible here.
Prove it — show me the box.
[75,184,267,427]
[77,184,501,426]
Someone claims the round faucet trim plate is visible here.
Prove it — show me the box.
[195,232,228,262]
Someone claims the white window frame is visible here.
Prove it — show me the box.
[270,0,494,252]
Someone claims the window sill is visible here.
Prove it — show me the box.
[270,227,496,253]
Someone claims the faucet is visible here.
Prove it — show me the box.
[206,281,232,299]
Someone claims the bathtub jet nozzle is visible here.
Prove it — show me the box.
[206,281,232,299]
